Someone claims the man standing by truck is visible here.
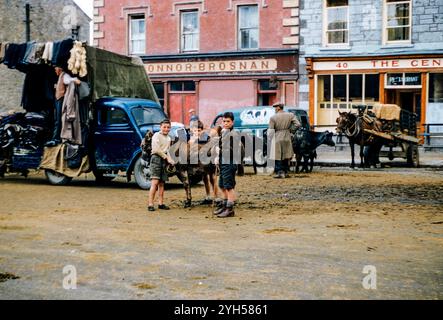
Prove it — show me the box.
[269,102,300,178]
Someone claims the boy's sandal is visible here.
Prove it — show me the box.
[158,204,170,210]
[148,206,155,212]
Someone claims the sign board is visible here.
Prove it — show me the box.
[313,58,443,71]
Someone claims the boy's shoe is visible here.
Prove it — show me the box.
[148,206,155,212]
[158,204,170,210]
[273,172,283,179]
[213,205,225,215]
[217,207,235,218]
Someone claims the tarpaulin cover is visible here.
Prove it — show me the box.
[373,104,401,121]
[39,144,90,177]
[85,46,159,103]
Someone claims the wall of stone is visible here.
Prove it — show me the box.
[0,0,90,113]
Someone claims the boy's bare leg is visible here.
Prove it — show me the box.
[158,181,165,205]
[203,175,211,198]
[149,179,159,207]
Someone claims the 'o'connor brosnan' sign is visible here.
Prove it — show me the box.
[145,59,278,74]
[313,58,443,71]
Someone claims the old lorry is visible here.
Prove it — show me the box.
[0,41,181,189]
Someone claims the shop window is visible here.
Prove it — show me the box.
[181,10,199,52]
[365,74,380,102]
[429,73,443,103]
[153,83,165,107]
[384,0,411,44]
[325,0,349,46]
[318,74,380,111]
[238,5,259,50]
[169,81,196,92]
[129,15,146,55]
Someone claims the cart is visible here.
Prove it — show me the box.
[363,104,420,167]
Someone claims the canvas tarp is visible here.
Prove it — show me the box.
[39,144,90,178]
[373,103,401,121]
[85,46,159,103]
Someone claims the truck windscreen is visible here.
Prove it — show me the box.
[131,106,166,126]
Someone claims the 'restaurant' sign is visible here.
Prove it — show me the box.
[313,58,443,71]
[146,59,278,74]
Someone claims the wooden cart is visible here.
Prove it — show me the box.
[364,104,420,167]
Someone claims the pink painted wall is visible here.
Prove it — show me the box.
[198,80,255,125]
[97,0,293,55]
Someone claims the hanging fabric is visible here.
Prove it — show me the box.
[68,41,87,78]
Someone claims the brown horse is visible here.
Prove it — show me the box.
[336,110,382,168]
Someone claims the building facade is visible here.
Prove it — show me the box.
[0,0,91,113]
[93,0,300,125]
[299,0,443,133]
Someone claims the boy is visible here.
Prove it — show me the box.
[148,119,175,212]
[213,112,241,218]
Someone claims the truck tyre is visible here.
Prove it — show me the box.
[134,157,152,190]
[45,170,72,186]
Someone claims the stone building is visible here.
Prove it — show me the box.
[299,0,443,134]
[93,0,300,126]
[0,0,91,113]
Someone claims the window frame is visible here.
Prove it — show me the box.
[237,4,260,51]
[383,0,412,45]
[128,14,146,55]
[323,0,350,47]
[180,10,200,53]
[385,72,422,89]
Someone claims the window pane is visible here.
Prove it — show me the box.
[387,27,410,41]
[102,108,128,125]
[429,73,443,103]
[349,75,363,101]
[183,81,196,91]
[387,3,409,19]
[333,74,347,101]
[318,75,331,102]
[181,11,199,51]
[327,0,348,7]
[238,5,259,49]
[130,17,145,54]
[404,73,421,86]
[328,7,348,30]
[170,82,183,91]
[328,30,348,43]
[365,74,379,101]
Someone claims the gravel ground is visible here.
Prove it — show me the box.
[0,167,442,299]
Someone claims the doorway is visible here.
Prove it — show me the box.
[386,89,421,120]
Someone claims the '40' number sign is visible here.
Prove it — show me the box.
[336,62,349,69]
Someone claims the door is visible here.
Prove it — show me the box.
[168,93,197,125]
[94,106,140,169]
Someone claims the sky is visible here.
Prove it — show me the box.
[73,0,93,18]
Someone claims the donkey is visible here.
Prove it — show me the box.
[292,129,336,173]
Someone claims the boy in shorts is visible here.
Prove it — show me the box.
[213,112,241,218]
[148,119,175,212]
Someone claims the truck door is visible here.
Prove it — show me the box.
[94,106,140,169]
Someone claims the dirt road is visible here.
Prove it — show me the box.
[0,167,442,299]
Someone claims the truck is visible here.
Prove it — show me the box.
[0,41,186,189]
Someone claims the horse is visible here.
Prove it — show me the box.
[336,110,383,168]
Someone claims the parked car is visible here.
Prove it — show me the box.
[210,106,310,168]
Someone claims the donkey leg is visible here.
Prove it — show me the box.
[359,144,365,168]
[176,168,192,208]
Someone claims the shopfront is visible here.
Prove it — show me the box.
[143,50,298,126]
[306,55,443,134]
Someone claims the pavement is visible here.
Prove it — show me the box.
[314,146,443,168]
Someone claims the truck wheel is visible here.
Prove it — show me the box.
[406,144,419,168]
[45,170,72,186]
[134,157,151,190]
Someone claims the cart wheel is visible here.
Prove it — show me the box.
[45,170,72,185]
[406,144,419,168]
